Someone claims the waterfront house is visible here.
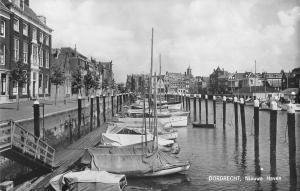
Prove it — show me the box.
[0,1,10,103]
[2,0,52,102]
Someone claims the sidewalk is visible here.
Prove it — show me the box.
[0,98,81,121]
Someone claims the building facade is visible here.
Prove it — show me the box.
[1,0,52,103]
[0,2,10,103]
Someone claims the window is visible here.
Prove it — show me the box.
[23,23,28,36]
[1,73,6,95]
[39,49,43,67]
[45,75,49,94]
[32,27,37,41]
[14,18,19,32]
[0,44,5,65]
[39,73,43,90]
[45,50,49,68]
[23,42,28,63]
[32,44,38,65]
[39,32,43,43]
[14,38,19,61]
[45,35,49,45]
[0,20,5,37]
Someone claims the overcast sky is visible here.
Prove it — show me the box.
[31,0,300,82]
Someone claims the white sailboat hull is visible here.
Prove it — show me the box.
[143,164,191,177]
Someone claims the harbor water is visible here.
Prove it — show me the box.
[127,100,300,190]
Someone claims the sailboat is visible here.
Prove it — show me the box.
[78,28,190,177]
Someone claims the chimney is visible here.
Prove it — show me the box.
[25,0,29,7]
[37,15,46,25]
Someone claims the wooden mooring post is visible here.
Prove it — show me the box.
[102,95,106,123]
[90,95,94,132]
[223,96,226,129]
[183,93,185,111]
[254,99,261,176]
[213,95,216,125]
[33,100,40,138]
[96,95,100,128]
[270,101,278,177]
[240,98,246,144]
[77,96,82,138]
[287,104,297,184]
[234,97,238,137]
[205,95,208,124]
[193,94,197,122]
[111,95,114,117]
[198,94,202,123]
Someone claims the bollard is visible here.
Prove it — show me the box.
[287,104,297,184]
[111,95,114,117]
[205,95,208,124]
[33,100,40,138]
[240,98,246,143]
[254,99,260,176]
[103,95,106,123]
[213,96,216,125]
[270,101,278,177]
[193,95,197,122]
[96,95,100,128]
[198,94,202,123]
[223,96,226,129]
[234,97,238,136]
[90,95,94,132]
[77,96,82,138]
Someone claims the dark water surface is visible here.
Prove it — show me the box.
[127,100,300,191]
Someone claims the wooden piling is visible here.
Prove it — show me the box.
[198,94,202,123]
[183,94,185,110]
[90,96,94,132]
[77,96,82,138]
[111,95,114,117]
[120,94,123,111]
[96,95,100,128]
[213,96,216,125]
[287,104,297,182]
[102,95,106,123]
[254,99,260,176]
[33,100,40,138]
[223,96,226,129]
[240,98,246,143]
[193,94,197,122]
[234,97,238,136]
[205,95,208,124]
[269,101,278,177]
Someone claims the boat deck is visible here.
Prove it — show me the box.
[30,124,108,190]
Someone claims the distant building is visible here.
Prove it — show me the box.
[261,72,282,90]
[209,67,228,94]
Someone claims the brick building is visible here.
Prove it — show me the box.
[0,2,10,103]
[1,0,52,103]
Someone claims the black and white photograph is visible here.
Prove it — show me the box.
[0,0,299,190]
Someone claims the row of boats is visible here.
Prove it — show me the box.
[49,97,190,191]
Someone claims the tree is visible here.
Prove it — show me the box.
[71,67,83,96]
[83,70,99,96]
[11,61,28,110]
[50,63,65,105]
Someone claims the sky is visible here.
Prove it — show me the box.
[31,0,300,82]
